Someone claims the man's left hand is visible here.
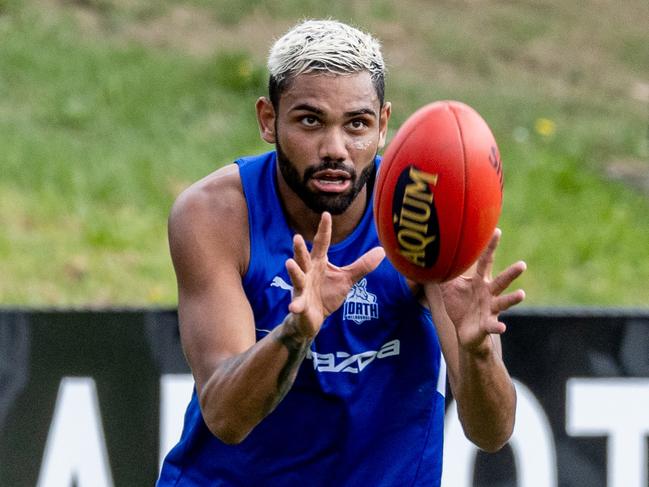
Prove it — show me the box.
[428,228,526,355]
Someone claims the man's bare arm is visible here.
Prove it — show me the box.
[422,230,525,452]
[168,167,306,443]
[169,173,383,444]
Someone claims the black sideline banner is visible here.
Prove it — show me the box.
[0,309,648,486]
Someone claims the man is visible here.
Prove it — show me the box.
[157,19,526,486]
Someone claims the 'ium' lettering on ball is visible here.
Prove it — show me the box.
[488,145,504,195]
[393,166,440,267]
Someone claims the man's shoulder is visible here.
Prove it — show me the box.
[169,163,248,248]
[168,163,250,275]
[171,163,244,222]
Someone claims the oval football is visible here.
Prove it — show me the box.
[374,100,503,282]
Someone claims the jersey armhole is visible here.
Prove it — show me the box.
[234,159,258,290]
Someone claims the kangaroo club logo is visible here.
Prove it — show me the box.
[270,275,379,325]
[343,278,379,324]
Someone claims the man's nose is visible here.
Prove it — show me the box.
[318,127,349,162]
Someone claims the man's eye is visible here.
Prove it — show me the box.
[349,120,367,130]
[301,116,319,127]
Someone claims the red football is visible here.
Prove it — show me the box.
[374,100,504,282]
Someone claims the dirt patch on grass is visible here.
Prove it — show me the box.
[606,159,649,195]
[37,0,292,60]
[124,5,222,57]
[125,5,287,60]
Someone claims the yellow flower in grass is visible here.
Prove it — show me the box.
[237,59,253,80]
[147,285,163,303]
[535,118,556,137]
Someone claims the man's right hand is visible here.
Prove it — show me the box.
[285,212,385,339]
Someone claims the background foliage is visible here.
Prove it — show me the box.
[1,0,648,306]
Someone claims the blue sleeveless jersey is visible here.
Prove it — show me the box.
[158,151,446,486]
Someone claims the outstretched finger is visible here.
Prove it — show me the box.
[311,212,332,260]
[345,246,386,283]
[286,258,306,291]
[491,289,526,314]
[293,234,310,271]
[484,319,507,335]
[476,228,501,278]
[490,261,527,296]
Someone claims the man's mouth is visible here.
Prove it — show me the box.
[309,169,352,193]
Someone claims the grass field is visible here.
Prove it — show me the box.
[1,0,648,306]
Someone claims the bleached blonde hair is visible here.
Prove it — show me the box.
[267,19,386,107]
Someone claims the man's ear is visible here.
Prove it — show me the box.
[377,101,392,150]
[256,97,277,144]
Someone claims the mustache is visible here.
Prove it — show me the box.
[303,160,356,181]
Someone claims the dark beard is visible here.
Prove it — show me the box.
[276,141,375,215]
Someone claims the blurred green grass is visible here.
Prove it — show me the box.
[0,0,647,306]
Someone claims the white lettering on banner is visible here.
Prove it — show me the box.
[29,374,649,485]
[37,377,114,487]
[159,374,195,469]
[306,339,400,373]
[566,378,649,487]
[442,379,557,487]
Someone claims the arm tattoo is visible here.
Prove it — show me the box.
[265,316,312,412]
